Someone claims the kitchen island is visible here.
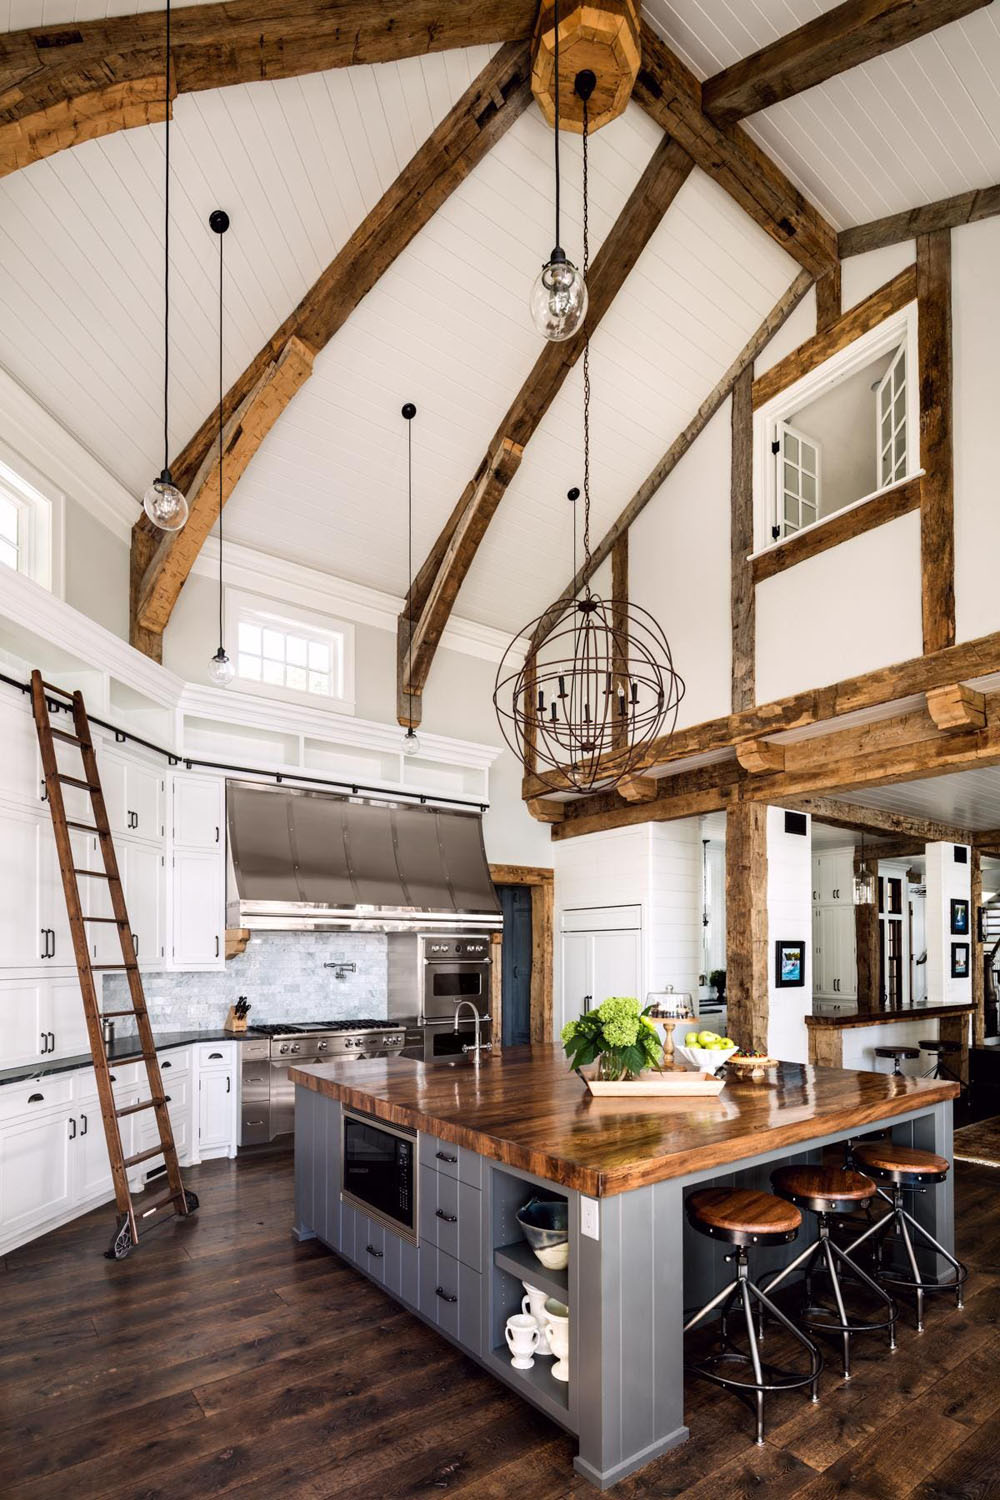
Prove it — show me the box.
[806,1000,975,1081]
[290,1047,958,1490]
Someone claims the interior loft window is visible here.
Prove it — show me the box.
[228,591,355,712]
[754,303,919,552]
[0,457,56,590]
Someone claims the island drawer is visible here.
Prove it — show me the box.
[418,1166,482,1270]
[419,1132,483,1188]
[419,1244,482,1354]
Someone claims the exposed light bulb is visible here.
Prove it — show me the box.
[402,727,421,757]
[529,250,587,342]
[208,647,235,687]
[143,470,188,531]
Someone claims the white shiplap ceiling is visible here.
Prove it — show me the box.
[848,769,1000,834]
[0,2,999,634]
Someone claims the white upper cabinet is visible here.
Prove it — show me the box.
[172,850,224,968]
[126,843,163,967]
[172,776,225,851]
[0,692,42,808]
[0,805,42,968]
[100,750,163,843]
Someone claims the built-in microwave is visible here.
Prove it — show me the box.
[341,1109,418,1244]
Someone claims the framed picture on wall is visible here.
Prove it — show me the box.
[951,898,970,935]
[951,942,970,980]
[775,940,805,988]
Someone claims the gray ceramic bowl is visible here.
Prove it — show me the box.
[517,1197,569,1267]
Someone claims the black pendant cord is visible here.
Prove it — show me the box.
[581,89,592,587]
[553,0,561,253]
[401,401,417,737]
[162,0,172,479]
[217,223,224,652]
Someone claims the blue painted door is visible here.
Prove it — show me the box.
[498,885,532,1048]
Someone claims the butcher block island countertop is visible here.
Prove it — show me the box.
[289,1044,958,1198]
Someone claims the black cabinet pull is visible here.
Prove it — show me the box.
[435,1151,458,1164]
[208,1051,223,1059]
[80,1113,88,1135]
[39,927,46,959]
[435,1209,458,1223]
[435,1287,458,1303]
[28,1092,44,1103]
[215,934,220,958]
[226,1076,231,1094]
[40,1031,49,1055]
[47,1031,55,1053]
[365,1244,384,1259]
[68,1117,77,1140]
[161,1060,172,1069]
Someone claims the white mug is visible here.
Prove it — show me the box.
[505,1312,540,1370]
[543,1298,570,1383]
[521,1283,553,1355]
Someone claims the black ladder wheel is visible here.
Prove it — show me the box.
[184,1190,200,1214]
[105,1215,133,1261]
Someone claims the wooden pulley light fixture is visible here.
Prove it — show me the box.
[531,0,641,135]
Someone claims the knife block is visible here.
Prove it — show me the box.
[224,1006,248,1034]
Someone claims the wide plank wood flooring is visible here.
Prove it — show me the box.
[1,1147,998,1498]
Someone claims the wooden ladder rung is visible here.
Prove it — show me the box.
[101,1008,145,1018]
[66,820,101,833]
[51,727,89,747]
[57,774,99,791]
[137,1188,185,1219]
[81,915,126,924]
[72,868,117,880]
[124,1145,167,1169]
[115,1097,166,1119]
[109,1050,146,1064]
[92,963,138,972]
[39,678,75,698]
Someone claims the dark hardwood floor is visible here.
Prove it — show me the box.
[2,1148,998,1499]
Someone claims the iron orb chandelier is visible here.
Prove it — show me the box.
[494,593,684,795]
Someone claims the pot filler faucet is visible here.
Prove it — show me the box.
[454,999,492,1066]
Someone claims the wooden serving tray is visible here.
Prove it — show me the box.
[580,1067,726,1097]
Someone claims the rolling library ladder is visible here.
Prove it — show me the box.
[30,670,198,1259]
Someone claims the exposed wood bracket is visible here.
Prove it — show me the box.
[526,797,566,825]
[735,738,785,774]
[225,928,251,960]
[617,774,659,803]
[926,683,986,732]
[133,336,315,648]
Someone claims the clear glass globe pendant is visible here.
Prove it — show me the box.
[530,248,588,342]
[208,645,235,687]
[143,468,188,531]
[402,727,420,757]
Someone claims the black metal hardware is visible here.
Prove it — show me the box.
[68,1117,77,1140]
[435,1209,458,1223]
[162,1060,172,1069]
[208,1052,223,1059]
[81,1113,88,1135]
[47,1030,54,1052]
[771,439,781,454]
[28,1092,44,1103]
[40,1031,48,1054]
[771,523,781,539]
[435,1151,458,1164]
[226,1076,231,1093]
[435,1287,458,1303]
[365,1244,384,1258]
[215,934,220,957]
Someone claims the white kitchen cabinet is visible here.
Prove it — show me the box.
[135,1070,192,1172]
[0,691,42,808]
[99,751,163,843]
[172,849,224,968]
[172,776,225,851]
[0,1107,75,1241]
[48,976,91,1058]
[561,925,642,1022]
[812,904,857,1000]
[125,843,163,967]
[0,805,43,969]
[812,852,854,906]
[0,977,89,1069]
[37,824,90,968]
[198,1064,234,1153]
[73,1100,115,1202]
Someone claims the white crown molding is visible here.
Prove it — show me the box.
[192,535,521,665]
[0,365,138,544]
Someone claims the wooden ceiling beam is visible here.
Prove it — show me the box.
[632,23,838,277]
[129,42,533,658]
[839,181,1000,257]
[0,0,536,176]
[700,0,991,129]
[782,794,973,844]
[398,134,695,726]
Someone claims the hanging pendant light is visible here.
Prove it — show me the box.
[142,0,188,532]
[853,831,877,906]
[529,0,588,342]
[497,79,684,794]
[207,209,235,688]
[401,402,420,757]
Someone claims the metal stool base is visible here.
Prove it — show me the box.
[846,1184,968,1332]
[684,1247,822,1444]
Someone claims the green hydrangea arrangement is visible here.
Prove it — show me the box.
[561,996,663,1081]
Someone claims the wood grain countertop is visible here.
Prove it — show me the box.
[804,1002,976,1031]
[289,1045,958,1198]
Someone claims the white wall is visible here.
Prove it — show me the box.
[648,819,702,1000]
[925,841,972,1007]
[952,217,1000,645]
[768,807,813,1062]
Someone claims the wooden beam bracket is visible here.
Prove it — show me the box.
[617,774,659,804]
[735,738,785,774]
[926,683,987,732]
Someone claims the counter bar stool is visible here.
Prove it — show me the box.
[759,1166,897,1379]
[847,1142,967,1332]
[919,1039,965,1091]
[684,1188,823,1445]
[874,1045,920,1077]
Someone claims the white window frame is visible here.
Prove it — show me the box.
[224,588,355,714]
[751,301,921,558]
[0,450,63,594]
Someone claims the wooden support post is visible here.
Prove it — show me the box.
[808,1027,844,1069]
[731,365,755,713]
[489,864,554,1047]
[926,683,986,731]
[972,847,984,1049]
[611,532,629,751]
[726,802,769,1054]
[854,853,881,1009]
[940,1012,970,1087]
[490,932,503,1051]
[917,229,955,654]
[815,264,841,331]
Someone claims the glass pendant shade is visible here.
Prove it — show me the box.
[143,471,188,531]
[208,646,235,687]
[853,867,877,906]
[402,728,421,757]
[530,251,588,342]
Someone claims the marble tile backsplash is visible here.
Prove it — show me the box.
[104,932,388,1033]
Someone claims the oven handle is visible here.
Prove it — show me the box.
[422,957,492,966]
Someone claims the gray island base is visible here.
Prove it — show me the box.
[290,1050,957,1490]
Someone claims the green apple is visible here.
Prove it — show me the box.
[697,1030,720,1046]
[685,1031,700,1046]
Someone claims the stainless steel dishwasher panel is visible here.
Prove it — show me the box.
[240,1038,271,1145]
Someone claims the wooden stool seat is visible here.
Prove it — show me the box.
[771,1164,876,1213]
[687,1187,801,1244]
[853,1141,949,1180]
[918,1038,961,1053]
[874,1046,920,1059]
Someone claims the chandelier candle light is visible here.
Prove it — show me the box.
[142,0,188,533]
[207,209,235,688]
[496,75,684,795]
[529,0,588,342]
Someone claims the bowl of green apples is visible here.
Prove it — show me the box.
[675,1030,738,1075]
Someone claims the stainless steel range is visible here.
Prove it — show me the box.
[240,1020,408,1145]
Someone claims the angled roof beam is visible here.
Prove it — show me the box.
[398,134,695,727]
[839,181,1000,256]
[129,42,533,658]
[632,23,838,276]
[701,0,991,129]
[0,0,536,176]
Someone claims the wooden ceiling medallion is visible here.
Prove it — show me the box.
[531,1,640,133]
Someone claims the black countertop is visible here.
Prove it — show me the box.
[0,1029,251,1088]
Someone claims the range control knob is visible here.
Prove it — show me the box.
[278,1044,288,1055]
[317,1040,328,1050]
[291,1043,300,1054]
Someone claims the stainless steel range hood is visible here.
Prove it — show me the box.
[226,780,501,932]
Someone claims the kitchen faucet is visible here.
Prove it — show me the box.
[454,999,492,1066]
